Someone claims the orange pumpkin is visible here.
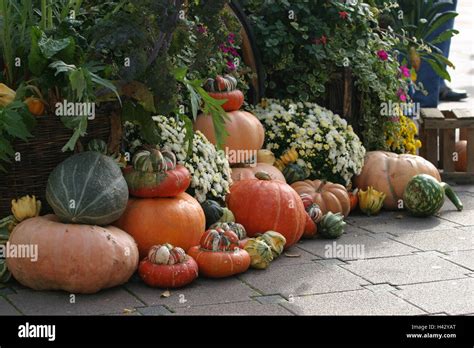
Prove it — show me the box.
[139,256,198,288]
[348,189,359,211]
[188,246,250,278]
[114,193,205,258]
[303,213,318,238]
[226,172,306,248]
[7,215,139,294]
[25,97,45,116]
[194,110,264,163]
[208,90,244,112]
[231,163,286,182]
[291,180,351,217]
[353,151,441,210]
[455,140,467,172]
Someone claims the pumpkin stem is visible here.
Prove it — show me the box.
[255,171,272,181]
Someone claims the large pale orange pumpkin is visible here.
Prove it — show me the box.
[226,173,306,248]
[455,140,467,172]
[291,180,351,217]
[114,193,205,258]
[6,215,139,294]
[194,110,264,163]
[354,151,441,210]
[231,163,286,182]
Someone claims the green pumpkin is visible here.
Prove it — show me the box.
[257,231,286,258]
[282,163,310,184]
[201,200,224,229]
[403,174,463,217]
[318,212,345,239]
[210,222,246,240]
[87,139,108,154]
[244,238,274,270]
[46,152,129,226]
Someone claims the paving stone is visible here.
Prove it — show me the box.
[437,209,474,226]
[362,284,399,293]
[126,277,258,309]
[173,301,293,316]
[298,232,418,260]
[358,214,461,234]
[273,246,320,266]
[253,294,286,304]
[439,192,474,211]
[442,250,474,271]
[390,228,474,253]
[0,297,21,315]
[281,289,425,315]
[395,278,474,315]
[239,261,369,298]
[7,287,143,315]
[341,253,469,285]
[0,286,15,296]
[136,305,173,316]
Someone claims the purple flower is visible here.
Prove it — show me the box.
[229,47,239,57]
[227,33,236,44]
[377,50,388,61]
[400,65,410,78]
[197,25,207,34]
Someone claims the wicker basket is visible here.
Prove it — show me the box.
[0,105,121,217]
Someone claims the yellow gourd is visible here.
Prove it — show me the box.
[244,238,274,270]
[11,195,42,222]
[0,84,16,106]
[358,186,386,216]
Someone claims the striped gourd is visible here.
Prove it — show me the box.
[46,152,129,226]
[403,174,463,217]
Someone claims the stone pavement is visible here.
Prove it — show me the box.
[0,184,472,316]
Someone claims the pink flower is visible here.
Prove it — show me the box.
[400,65,410,78]
[197,25,207,34]
[227,33,236,44]
[397,88,407,102]
[226,60,236,71]
[313,35,327,46]
[377,50,388,61]
[339,11,349,20]
[229,47,239,57]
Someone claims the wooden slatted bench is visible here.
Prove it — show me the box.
[419,108,474,183]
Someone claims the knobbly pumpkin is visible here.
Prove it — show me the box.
[244,238,273,269]
[188,246,250,278]
[403,174,463,217]
[231,163,286,182]
[283,162,310,184]
[226,172,306,248]
[319,212,346,239]
[114,193,205,258]
[256,231,286,258]
[210,222,246,240]
[200,227,240,252]
[358,186,386,216]
[124,149,191,198]
[6,215,139,294]
[354,151,441,210]
[46,152,129,226]
[194,110,265,163]
[138,244,198,288]
[291,179,351,217]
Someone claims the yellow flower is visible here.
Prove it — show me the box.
[11,195,41,222]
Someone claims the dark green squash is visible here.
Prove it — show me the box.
[318,212,346,239]
[201,200,224,229]
[46,152,129,226]
[283,163,310,184]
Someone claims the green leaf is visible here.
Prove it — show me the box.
[69,69,87,101]
[1,108,32,141]
[122,101,160,145]
[425,58,451,81]
[179,114,195,156]
[38,34,72,59]
[61,116,88,152]
[173,67,188,82]
[431,29,459,45]
[28,27,48,76]
[424,12,458,39]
